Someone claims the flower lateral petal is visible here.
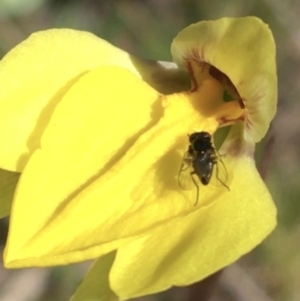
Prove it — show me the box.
[109,155,277,299]
[0,29,136,171]
[0,28,187,172]
[4,66,206,268]
[171,17,277,142]
[4,66,158,267]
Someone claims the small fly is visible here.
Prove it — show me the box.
[178,131,229,205]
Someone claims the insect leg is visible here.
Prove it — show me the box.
[190,171,200,205]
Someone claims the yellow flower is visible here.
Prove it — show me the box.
[0,17,277,300]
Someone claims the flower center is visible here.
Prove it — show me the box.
[182,60,245,135]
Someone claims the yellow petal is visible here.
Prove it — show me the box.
[4,65,158,267]
[171,17,277,142]
[4,66,217,268]
[3,65,194,267]
[109,154,276,299]
[0,169,20,218]
[70,252,118,301]
[0,28,188,172]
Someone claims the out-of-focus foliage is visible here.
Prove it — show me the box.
[0,0,46,16]
[0,1,299,301]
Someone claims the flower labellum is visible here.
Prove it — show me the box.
[0,17,277,300]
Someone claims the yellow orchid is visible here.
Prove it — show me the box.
[0,16,277,300]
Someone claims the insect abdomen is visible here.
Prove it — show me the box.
[192,157,213,185]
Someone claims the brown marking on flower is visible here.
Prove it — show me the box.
[242,87,265,118]
[209,65,224,82]
[247,105,260,115]
[185,59,212,92]
[217,115,245,126]
[186,61,198,92]
[238,98,245,109]
[246,102,259,115]
[191,47,201,60]
[187,46,211,65]
[246,117,252,130]
[251,91,265,112]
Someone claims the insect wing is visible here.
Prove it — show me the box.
[210,152,229,188]
[178,151,194,190]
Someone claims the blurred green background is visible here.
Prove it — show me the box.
[0,0,299,301]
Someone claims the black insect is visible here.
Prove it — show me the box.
[178,131,229,205]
